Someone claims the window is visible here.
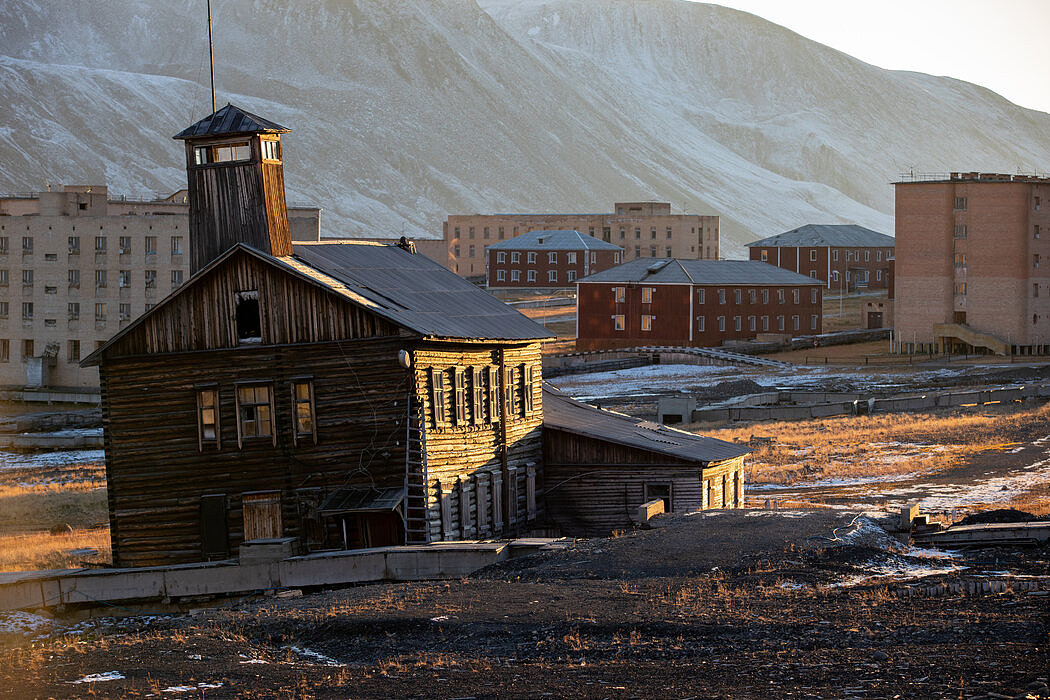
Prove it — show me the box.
[453,245,460,257]
[0,237,7,254]
[262,139,281,161]
[21,270,32,286]
[650,228,656,240]
[496,270,506,282]
[292,380,316,442]
[144,236,157,255]
[809,271,816,279]
[614,314,625,331]
[119,303,131,321]
[523,364,534,416]
[145,303,155,312]
[22,339,33,360]
[453,368,467,425]
[649,246,656,257]
[718,288,726,304]
[697,289,705,304]
[504,366,518,418]
[119,270,130,288]
[236,384,274,444]
[748,315,756,331]
[472,367,486,425]
[590,252,596,264]
[717,316,725,331]
[1035,284,1040,298]
[548,270,558,283]
[832,270,840,282]
[876,270,882,281]
[790,289,798,304]
[1036,254,1041,269]
[635,228,641,239]
[22,302,32,320]
[811,315,818,330]
[566,251,576,264]
[64,339,80,363]
[94,236,106,253]
[777,289,785,304]
[22,237,33,254]
[511,251,520,264]
[809,250,817,262]
[666,227,673,239]
[499,226,505,239]
[567,270,576,282]
[665,247,672,258]
[235,290,261,342]
[614,286,626,303]
[954,253,966,268]
[68,236,80,254]
[832,250,838,261]
[641,315,653,331]
[760,250,768,262]
[864,250,870,262]
[877,250,883,261]
[496,251,506,263]
[510,270,521,282]
[697,316,705,332]
[94,269,106,288]
[762,289,769,304]
[527,270,537,282]
[0,340,7,363]
[811,288,818,303]
[1035,196,1041,211]
[777,316,785,331]
[1036,225,1042,239]
[548,252,557,264]
[734,289,742,304]
[171,236,184,255]
[955,282,967,296]
[954,224,967,239]
[119,236,131,254]
[43,285,56,295]
[483,227,489,239]
[793,315,800,331]
[762,316,769,331]
[642,287,653,304]
[748,289,756,304]
[68,302,79,320]
[0,269,7,287]
[620,228,625,239]
[469,227,475,239]
[430,368,447,427]
[0,301,6,318]
[94,302,105,321]
[487,366,500,424]
[527,252,537,264]
[171,269,184,288]
[468,244,475,258]
[734,316,742,331]
[954,196,967,210]
[614,252,621,263]
[194,142,250,164]
[634,246,640,258]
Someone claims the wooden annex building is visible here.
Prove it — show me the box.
[543,388,750,535]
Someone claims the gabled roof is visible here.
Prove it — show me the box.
[578,258,822,286]
[83,241,552,365]
[746,224,894,248]
[173,103,290,140]
[487,229,623,251]
[543,387,751,464]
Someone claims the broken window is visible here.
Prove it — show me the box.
[236,383,273,445]
[292,380,316,443]
[197,386,220,449]
[235,290,262,343]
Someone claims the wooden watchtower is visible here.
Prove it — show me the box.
[174,104,293,275]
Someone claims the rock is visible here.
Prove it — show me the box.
[49,523,74,536]
[872,651,888,662]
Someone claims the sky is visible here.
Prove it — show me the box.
[709,0,1050,115]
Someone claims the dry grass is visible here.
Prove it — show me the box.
[0,528,110,571]
[702,403,1050,485]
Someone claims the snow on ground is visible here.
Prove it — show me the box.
[881,455,1050,512]
[0,611,52,636]
[749,471,927,490]
[0,449,104,471]
[71,671,125,684]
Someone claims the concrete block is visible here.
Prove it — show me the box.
[163,562,274,597]
[899,503,920,531]
[635,499,665,526]
[277,550,387,587]
[61,569,166,606]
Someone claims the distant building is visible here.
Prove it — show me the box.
[894,172,1050,355]
[434,201,720,277]
[0,184,320,393]
[576,258,822,350]
[746,224,894,291]
[486,229,623,288]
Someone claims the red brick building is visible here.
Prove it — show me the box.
[746,224,894,291]
[486,229,623,288]
[576,259,823,350]
[895,173,1050,355]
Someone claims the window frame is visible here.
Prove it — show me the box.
[234,381,276,448]
[430,368,447,428]
[196,384,221,451]
[291,378,317,445]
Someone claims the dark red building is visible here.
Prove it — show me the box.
[576,259,823,350]
[487,229,622,288]
[746,224,894,291]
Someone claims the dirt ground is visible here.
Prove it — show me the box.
[2,510,1048,699]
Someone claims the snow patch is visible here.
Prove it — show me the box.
[71,671,124,684]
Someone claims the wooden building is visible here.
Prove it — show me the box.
[746,224,894,291]
[84,106,553,567]
[485,229,623,288]
[576,258,823,350]
[542,388,751,536]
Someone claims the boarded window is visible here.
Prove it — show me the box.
[476,474,490,534]
[292,380,316,443]
[197,386,220,449]
[236,384,273,446]
[526,465,537,519]
[459,478,474,539]
[490,471,504,532]
[506,466,518,524]
[242,491,283,541]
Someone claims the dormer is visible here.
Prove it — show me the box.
[174,104,293,275]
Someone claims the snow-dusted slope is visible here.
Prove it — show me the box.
[2,0,1049,256]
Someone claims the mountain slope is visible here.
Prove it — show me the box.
[1,0,1048,255]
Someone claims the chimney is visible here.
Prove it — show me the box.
[174,104,293,275]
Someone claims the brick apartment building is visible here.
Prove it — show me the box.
[576,258,823,351]
[746,224,894,291]
[428,201,720,277]
[0,184,320,391]
[486,229,623,288]
[894,172,1050,355]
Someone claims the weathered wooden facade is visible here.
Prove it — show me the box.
[542,388,750,536]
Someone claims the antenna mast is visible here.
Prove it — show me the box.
[207,0,216,112]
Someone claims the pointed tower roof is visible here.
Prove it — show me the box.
[173,103,290,140]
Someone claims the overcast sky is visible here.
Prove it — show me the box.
[709,0,1050,115]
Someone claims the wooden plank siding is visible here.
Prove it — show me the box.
[100,336,412,567]
[543,428,745,536]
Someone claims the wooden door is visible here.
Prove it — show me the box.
[200,494,229,559]
[866,311,883,329]
[242,491,283,541]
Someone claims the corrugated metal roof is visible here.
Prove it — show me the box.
[543,387,751,463]
[173,103,290,140]
[746,224,894,248]
[289,242,554,341]
[578,258,822,285]
[487,229,623,251]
